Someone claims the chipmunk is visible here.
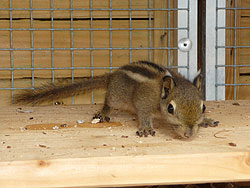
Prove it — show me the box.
[14,61,218,138]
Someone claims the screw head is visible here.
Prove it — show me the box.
[178,38,192,52]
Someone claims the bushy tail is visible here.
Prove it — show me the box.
[14,74,109,105]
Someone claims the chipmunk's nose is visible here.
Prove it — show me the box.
[184,132,191,138]
[184,127,193,138]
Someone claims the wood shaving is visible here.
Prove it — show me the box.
[52,126,59,130]
[16,108,34,113]
[91,118,101,124]
[20,127,27,131]
[77,120,85,124]
[213,129,231,139]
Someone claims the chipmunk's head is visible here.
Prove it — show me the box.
[160,71,205,139]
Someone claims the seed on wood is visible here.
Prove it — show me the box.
[228,142,237,147]
[232,102,240,106]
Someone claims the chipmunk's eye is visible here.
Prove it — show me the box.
[168,104,174,114]
[202,104,206,113]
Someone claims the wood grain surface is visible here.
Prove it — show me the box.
[0,101,250,187]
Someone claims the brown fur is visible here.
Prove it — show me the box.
[14,75,109,105]
[14,61,215,138]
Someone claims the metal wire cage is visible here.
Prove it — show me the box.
[2,0,249,105]
[0,0,192,105]
[206,0,250,100]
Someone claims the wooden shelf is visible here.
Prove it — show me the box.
[0,101,250,187]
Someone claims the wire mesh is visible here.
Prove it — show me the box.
[0,0,190,105]
[215,0,250,100]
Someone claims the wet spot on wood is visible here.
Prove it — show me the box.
[25,122,122,130]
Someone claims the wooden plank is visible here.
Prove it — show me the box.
[153,0,169,65]
[0,19,150,79]
[237,0,250,100]
[0,101,250,187]
[238,17,250,73]
[0,0,153,19]
[238,77,250,100]
[198,0,206,98]
[225,0,234,100]
[153,0,178,66]
[241,0,250,17]
[238,75,250,100]
[225,0,250,100]
[225,0,240,100]
[239,0,250,74]
[0,152,250,188]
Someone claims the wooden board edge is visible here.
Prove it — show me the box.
[0,152,250,188]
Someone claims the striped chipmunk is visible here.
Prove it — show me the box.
[14,61,218,138]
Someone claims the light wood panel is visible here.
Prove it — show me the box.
[0,0,153,19]
[0,101,250,187]
[235,0,250,100]
[1,153,250,188]
[225,0,239,100]
[0,20,152,79]
[225,0,250,100]
[153,0,178,66]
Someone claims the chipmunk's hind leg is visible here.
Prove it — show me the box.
[92,71,135,123]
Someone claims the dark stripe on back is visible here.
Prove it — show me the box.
[136,61,165,73]
[121,64,157,79]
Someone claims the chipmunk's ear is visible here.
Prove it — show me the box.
[193,70,203,92]
[161,74,176,99]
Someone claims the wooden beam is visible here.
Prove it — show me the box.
[0,101,250,187]
[198,0,206,99]
[0,152,250,188]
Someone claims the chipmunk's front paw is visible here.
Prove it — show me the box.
[92,113,110,123]
[199,118,219,128]
[136,127,156,137]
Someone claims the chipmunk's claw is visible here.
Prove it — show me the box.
[199,118,219,128]
[136,127,155,137]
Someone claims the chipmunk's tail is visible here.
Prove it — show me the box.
[14,74,110,105]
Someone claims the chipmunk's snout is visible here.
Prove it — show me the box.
[184,132,192,138]
[183,128,194,138]
[184,125,199,138]
[175,125,199,139]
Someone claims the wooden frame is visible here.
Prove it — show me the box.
[198,0,206,99]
